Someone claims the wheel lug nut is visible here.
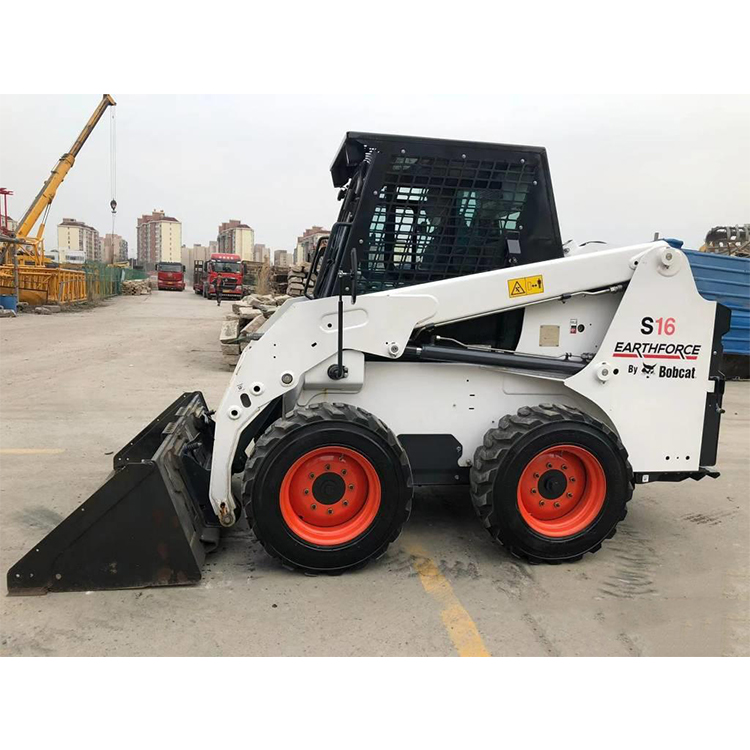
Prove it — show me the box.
[311,504,317,510]
[325,464,331,470]
[561,464,568,470]
[570,477,576,483]
[304,489,310,495]
[533,472,540,479]
[309,472,315,479]
[539,500,545,506]
[546,462,553,469]
[327,508,333,515]
[348,484,354,490]
[531,488,537,494]
[341,469,347,475]
[554,502,561,508]
[343,501,349,507]
[566,492,573,498]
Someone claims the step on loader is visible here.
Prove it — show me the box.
[7,133,730,594]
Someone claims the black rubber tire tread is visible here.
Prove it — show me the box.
[242,402,412,574]
[470,403,634,564]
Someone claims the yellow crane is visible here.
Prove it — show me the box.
[0,95,116,304]
[4,94,116,264]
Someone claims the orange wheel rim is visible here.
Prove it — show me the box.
[279,446,381,546]
[516,444,606,538]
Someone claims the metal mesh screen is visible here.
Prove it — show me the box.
[359,153,539,293]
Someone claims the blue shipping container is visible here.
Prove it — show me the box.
[684,249,750,356]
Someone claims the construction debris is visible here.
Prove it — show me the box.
[220,292,289,365]
[286,262,313,297]
[0,309,16,318]
[34,305,62,315]
[121,279,152,295]
[241,315,266,335]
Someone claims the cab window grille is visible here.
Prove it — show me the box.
[359,154,538,293]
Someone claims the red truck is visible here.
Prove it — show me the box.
[156,262,186,291]
[193,253,243,299]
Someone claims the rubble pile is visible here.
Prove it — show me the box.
[121,279,152,296]
[219,292,290,366]
[286,263,313,297]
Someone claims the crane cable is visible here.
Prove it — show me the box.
[109,107,117,244]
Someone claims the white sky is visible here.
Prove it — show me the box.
[1,94,748,256]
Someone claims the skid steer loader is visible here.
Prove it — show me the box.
[8,133,730,594]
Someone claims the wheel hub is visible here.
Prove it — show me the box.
[537,469,567,499]
[517,445,607,538]
[279,446,382,546]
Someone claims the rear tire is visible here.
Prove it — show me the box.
[470,403,633,563]
[243,403,412,574]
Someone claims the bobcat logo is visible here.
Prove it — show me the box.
[642,363,656,378]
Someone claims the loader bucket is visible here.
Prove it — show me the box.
[7,392,220,595]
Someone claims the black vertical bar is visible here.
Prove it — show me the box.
[336,293,344,378]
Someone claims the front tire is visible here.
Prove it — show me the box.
[470,403,633,563]
[243,403,413,573]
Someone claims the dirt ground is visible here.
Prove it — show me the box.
[1,291,748,656]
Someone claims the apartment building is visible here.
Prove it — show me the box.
[102,233,129,264]
[137,210,182,266]
[181,244,211,280]
[217,220,255,261]
[295,225,330,264]
[253,243,271,263]
[273,249,289,267]
[57,218,102,262]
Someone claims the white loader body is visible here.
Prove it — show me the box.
[209,241,720,521]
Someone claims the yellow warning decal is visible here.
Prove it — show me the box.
[508,274,544,298]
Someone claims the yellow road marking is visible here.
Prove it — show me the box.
[406,541,491,657]
[0,449,66,455]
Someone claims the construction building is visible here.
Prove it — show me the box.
[295,225,329,264]
[102,233,129,264]
[137,210,182,266]
[46,248,86,265]
[273,249,290,267]
[217,220,255,261]
[57,218,102,262]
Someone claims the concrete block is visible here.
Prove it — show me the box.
[220,318,240,344]
[241,315,265,335]
[232,304,263,320]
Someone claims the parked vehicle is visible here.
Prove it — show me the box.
[194,253,243,299]
[8,132,730,593]
[156,262,185,291]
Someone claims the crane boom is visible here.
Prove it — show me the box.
[14,94,116,241]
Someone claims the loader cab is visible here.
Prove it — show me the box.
[312,132,564,300]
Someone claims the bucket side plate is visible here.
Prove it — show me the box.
[7,392,218,595]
